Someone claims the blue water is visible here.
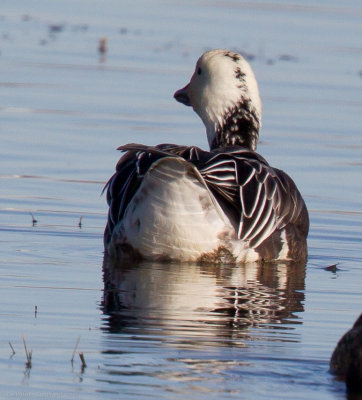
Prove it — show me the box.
[0,1,361,399]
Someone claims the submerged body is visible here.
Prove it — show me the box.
[104,50,309,263]
[330,313,362,393]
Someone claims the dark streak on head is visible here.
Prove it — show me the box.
[224,51,240,62]
[235,67,246,88]
[208,51,259,150]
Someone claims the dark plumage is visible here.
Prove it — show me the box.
[330,313,362,393]
[212,99,260,150]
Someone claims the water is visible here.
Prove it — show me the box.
[1,0,361,398]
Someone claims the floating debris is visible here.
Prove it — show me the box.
[324,263,340,273]
[49,24,64,34]
[279,54,299,62]
[98,37,107,55]
[22,335,32,368]
[71,336,81,363]
[29,212,37,226]
[8,342,15,356]
[79,352,87,368]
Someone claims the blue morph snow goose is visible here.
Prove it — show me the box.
[104,49,309,263]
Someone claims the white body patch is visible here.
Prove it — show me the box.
[277,230,290,260]
[109,157,237,262]
[231,240,260,263]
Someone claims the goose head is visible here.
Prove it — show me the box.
[174,49,262,151]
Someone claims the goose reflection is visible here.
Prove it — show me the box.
[102,256,306,343]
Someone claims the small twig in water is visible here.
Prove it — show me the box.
[22,335,32,368]
[9,342,15,356]
[79,352,87,368]
[71,336,81,363]
[29,212,37,226]
[98,37,107,54]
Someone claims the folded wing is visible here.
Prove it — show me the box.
[104,144,308,253]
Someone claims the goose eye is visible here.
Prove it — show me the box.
[197,67,202,75]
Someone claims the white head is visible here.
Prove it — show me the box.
[174,49,262,151]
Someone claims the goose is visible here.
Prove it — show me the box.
[330,313,362,393]
[104,49,309,264]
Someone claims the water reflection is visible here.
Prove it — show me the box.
[101,255,306,344]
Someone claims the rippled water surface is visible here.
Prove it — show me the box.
[1,1,361,399]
